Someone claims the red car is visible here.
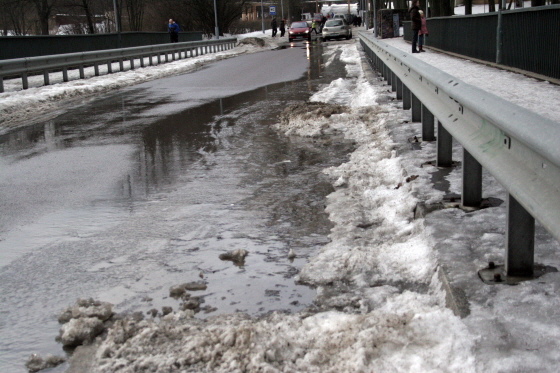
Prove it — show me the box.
[288,21,312,42]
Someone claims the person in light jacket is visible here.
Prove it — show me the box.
[418,10,429,52]
[409,0,421,53]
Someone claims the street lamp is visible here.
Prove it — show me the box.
[214,0,219,39]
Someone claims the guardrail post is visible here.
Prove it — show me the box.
[391,71,397,92]
[403,84,411,110]
[411,93,421,122]
[107,61,112,73]
[461,149,482,207]
[505,194,535,276]
[119,59,124,71]
[43,70,49,86]
[79,65,85,79]
[94,63,99,76]
[130,58,135,69]
[421,104,435,141]
[164,53,169,62]
[387,67,392,86]
[141,56,146,67]
[382,63,387,80]
[157,54,161,64]
[22,72,29,89]
[0,78,3,93]
[436,121,453,167]
[396,77,403,100]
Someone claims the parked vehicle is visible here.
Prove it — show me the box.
[321,18,352,41]
[288,21,314,42]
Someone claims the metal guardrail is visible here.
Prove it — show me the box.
[0,38,238,93]
[0,32,204,60]
[359,31,560,279]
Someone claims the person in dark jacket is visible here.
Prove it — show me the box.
[168,19,180,43]
[280,19,286,37]
[271,18,278,37]
[409,1,421,53]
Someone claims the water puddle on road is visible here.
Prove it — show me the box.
[0,41,355,372]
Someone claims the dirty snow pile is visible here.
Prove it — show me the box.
[0,35,280,130]
[80,42,477,373]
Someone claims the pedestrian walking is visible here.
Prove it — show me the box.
[418,10,429,52]
[311,19,318,34]
[271,18,278,37]
[280,19,286,37]
[409,0,421,53]
[168,19,180,43]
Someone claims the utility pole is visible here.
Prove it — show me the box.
[213,0,219,39]
[261,0,265,33]
[112,0,121,48]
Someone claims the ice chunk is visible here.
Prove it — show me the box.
[58,317,104,347]
[71,298,113,321]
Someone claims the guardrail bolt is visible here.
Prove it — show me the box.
[489,261,496,269]
[494,273,502,282]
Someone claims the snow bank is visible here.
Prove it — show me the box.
[0,35,281,132]
[94,292,474,373]
[83,41,477,373]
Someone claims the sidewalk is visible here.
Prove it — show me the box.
[379,32,560,123]
[359,31,560,371]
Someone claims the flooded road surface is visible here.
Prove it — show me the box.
[0,41,355,372]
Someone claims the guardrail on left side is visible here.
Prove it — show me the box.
[0,37,238,93]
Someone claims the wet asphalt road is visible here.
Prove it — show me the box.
[0,40,356,372]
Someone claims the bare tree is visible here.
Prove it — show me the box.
[1,0,35,35]
[31,0,59,34]
[430,0,454,16]
[60,0,98,33]
[186,0,249,36]
[125,0,145,31]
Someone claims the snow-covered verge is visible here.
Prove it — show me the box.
[381,37,560,123]
[0,33,281,132]
[73,42,478,373]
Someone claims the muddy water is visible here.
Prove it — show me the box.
[0,42,355,372]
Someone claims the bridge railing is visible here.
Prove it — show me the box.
[0,32,204,60]
[359,31,560,279]
[0,38,238,93]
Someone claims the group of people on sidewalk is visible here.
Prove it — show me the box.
[409,0,429,53]
[271,18,287,37]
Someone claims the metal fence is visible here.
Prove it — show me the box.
[0,38,238,93]
[359,31,560,280]
[0,32,203,61]
[402,5,560,80]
